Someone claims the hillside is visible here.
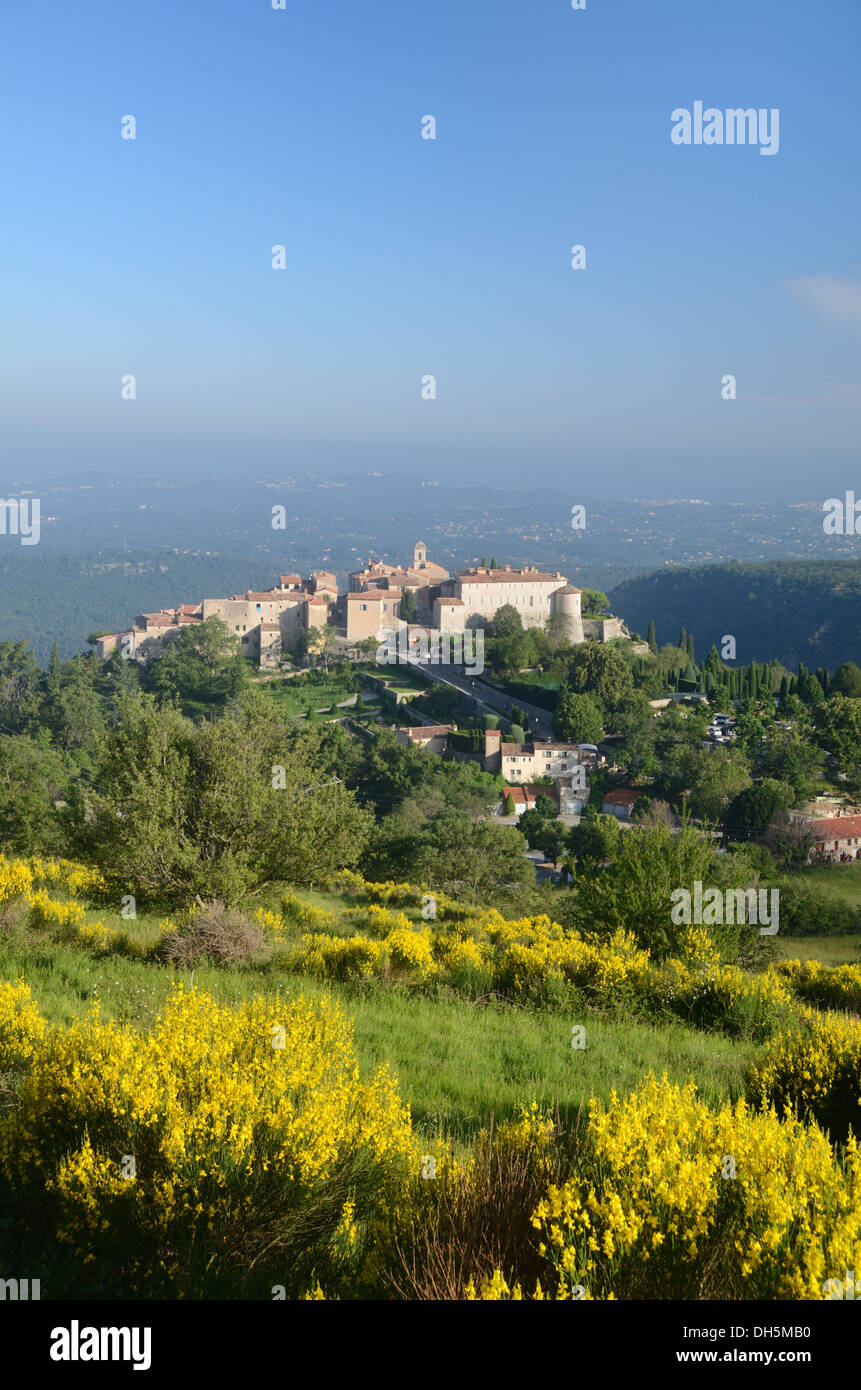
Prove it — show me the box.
[2,857,861,1303]
[610,559,861,670]
[0,549,280,662]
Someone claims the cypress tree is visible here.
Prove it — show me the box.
[686,634,695,663]
[647,619,657,653]
[678,626,687,652]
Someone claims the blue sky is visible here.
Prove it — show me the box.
[1,0,859,498]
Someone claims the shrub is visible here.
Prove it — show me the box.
[389,1105,562,1300]
[0,979,47,1072]
[159,901,269,969]
[0,985,419,1297]
[746,1008,861,1142]
[763,878,859,936]
[532,1074,861,1300]
[777,958,861,1014]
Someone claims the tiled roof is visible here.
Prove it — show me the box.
[347,588,402,601]
[602,789,640,806]
[810,817,861,840]
[457,569,563,584]
[503,786,533,805]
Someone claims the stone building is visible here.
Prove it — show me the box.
[430,566,584,641]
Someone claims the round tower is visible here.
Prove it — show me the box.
[551,584,584,644]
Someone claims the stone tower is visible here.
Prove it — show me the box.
[550,584,584,644]
[414,540,427,569]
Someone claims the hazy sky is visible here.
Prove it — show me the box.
[2,0,859,498]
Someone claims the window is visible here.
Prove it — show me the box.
[360,603,367,612]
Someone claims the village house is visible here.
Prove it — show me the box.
[807,813,861,862]
[502,785,542,816]
[601,788,641,821]
[501,740,589,784]
[395,725,454,754]
[345,589,403,643]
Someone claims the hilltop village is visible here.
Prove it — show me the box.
[94,542,630,667]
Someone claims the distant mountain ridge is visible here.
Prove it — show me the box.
[610,559,861,671]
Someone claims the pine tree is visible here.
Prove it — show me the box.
[46,643,61,698]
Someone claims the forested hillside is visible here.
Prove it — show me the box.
[611,560,861,670]
[0,549,277,662]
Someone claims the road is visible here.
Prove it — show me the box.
[410,661,555,737]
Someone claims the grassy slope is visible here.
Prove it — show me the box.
[0,887,757,1151]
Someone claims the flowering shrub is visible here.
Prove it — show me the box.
[746,1008,861,1141]
[0,979,47,1071]
[532,1074,861,1300]
[0,984,419,1297]
[295,931,392,982]
[280,891,339,931]
[777,958,861,1015]
[0,857,35,904]
[327,870,419,905]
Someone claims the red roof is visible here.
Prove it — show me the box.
[810,816,861,841]
[458,568,561,584]
[602,788,640,806]
[347,588,402,601]
[503,786,537,806]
